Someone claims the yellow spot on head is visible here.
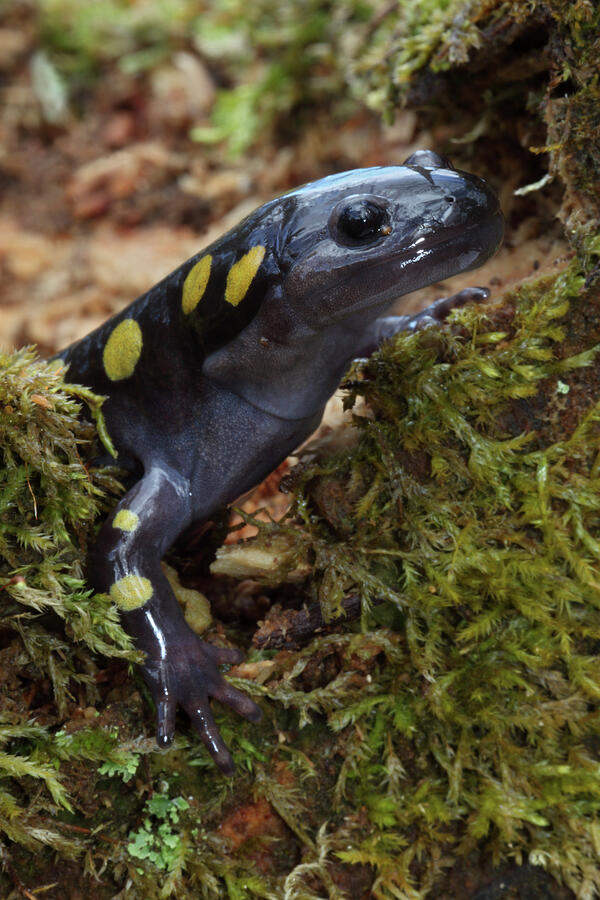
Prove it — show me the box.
[113,509,139,532]
[182,254,212,315]
[110,574,153,611]
[103,319,143,381]
[225,245,266,307]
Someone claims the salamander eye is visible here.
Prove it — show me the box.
[332,197,390,245]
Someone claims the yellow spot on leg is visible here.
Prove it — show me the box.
[182,254,212,315]
[113,509,139,532]
[225,245,266,307]
[110,574,153,611]
[103,319,143,381]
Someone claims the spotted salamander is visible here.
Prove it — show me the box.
[57,150,503,773]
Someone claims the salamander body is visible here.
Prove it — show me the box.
[57,150,503,772]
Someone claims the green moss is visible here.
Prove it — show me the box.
[0,348,133,666]
[249,252,600,896]
[350,0,477,109]
[0,348,140,864]
[122,258,599,899]
[348,0,501,115]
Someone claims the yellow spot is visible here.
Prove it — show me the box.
[182,255,212,315]
[103,319,143,381]
[113,509,139,532]
[225,245,266,307]
[110,574,153,611]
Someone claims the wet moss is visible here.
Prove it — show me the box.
[257,252,599,896]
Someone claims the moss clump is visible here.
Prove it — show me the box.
[0,348,133,673]
[352,0,600,237]
[0,348,139,863]
[238,252,599,897]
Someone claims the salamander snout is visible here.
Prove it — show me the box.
[428,168,504,256]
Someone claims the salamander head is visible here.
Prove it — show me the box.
[201,151,503,418]
[278,150,504,325]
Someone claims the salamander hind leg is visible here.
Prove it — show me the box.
[89,465,262,774]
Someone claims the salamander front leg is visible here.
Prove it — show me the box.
[127,605,261,772]
[357,286,490,356]
[89,465,261,774]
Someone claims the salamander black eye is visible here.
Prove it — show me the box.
[332,198,390,245]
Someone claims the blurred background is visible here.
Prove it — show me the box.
[0,0,563,360]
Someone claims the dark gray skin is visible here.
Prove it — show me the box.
[57,150,504,774]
